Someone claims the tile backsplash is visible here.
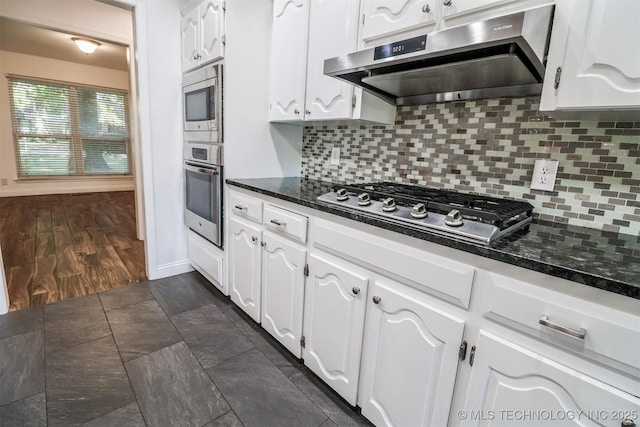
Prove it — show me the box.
[302,96,640,235]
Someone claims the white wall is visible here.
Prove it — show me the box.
[141,0,190,275]
[0,50,134,197]
[223,0,302,179]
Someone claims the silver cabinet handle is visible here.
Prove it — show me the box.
[294,109,300,115]
[305,109,310,115]
[234,205,246,211]
[251,236,258,243]
[372,296,381,304]
[539,315,586,340]
[443,0,452,5]
[270,219,286,227]
[422,3,430,13]
[352,287,360,295]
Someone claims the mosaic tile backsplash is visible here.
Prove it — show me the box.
[301,96,640,235]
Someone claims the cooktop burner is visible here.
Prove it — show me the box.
[317,182,533,244]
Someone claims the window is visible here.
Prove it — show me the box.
[7,76,131,178]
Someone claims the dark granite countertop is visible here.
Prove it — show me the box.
[227,177,640,300]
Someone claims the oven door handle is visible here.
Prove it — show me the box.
[184,162,220,175]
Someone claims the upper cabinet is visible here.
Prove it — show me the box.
[360,0,441,46]
[268,0,396,124]
[540,0,640,117]
[181,0,225,73]
[359,0,553,47]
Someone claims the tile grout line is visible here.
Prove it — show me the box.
[97,290,150,427]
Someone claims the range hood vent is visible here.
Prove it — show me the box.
[324,6,554,105]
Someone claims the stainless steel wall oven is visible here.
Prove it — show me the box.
[184,141,223,247]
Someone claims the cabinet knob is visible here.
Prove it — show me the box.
[422,3,430,13]
[294,109,300,115]
[261,241,266,247]
[251,236,258,243]
[352,287,360,295]
[305,109,310,115]
[443,0,452,6]
[193,53,198,60]
[372,296,381,304]
[622,420,636,427]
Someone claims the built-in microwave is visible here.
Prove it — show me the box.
[182,63,222,142]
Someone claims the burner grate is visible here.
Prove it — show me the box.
[332,182,533,230]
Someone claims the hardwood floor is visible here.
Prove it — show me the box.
[0,191,146,311]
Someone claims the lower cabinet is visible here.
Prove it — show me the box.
[358,279,466,427]
[462,331,640,426]
[302,252,369,405]
[228,217,262,322]
[261,231,307,357]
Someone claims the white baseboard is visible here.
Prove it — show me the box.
[0,181,135,197]
[149,260,194,280]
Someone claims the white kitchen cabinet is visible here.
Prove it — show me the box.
[359,0,553,46]
[261,231,307,357]
[462,330,640,427]
[268,0,308,122]
[269,0,396,124]
[181,0,224,72]
[228,217,262,322]
[302,252,369,405]
[361,0,440,46]
[540,0,640,116]
[358,278,466,427]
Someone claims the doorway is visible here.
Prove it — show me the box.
[0,9,147,311]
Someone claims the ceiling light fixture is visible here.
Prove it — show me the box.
[72,37,101,54]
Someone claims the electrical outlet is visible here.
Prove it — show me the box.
[331,147,340,166]
[0,178,8,186]
[530,159,559,191]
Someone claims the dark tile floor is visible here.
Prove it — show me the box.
[0,271,372,427]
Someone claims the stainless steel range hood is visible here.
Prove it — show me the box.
[324,6,554,105]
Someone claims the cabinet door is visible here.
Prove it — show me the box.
[268,0,309,122]
[462,330,640,426]
[261,231,307,357]
[359,279,465,427]
[541,0,640,111]
[181,7,200,72]
[229,217,262,322]
[199,0,224,64]
[361,0,439,45]
[304,0,359,121]
[440,0,518,26]
[302,253,369,405]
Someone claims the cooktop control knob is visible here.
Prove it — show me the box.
[335,188,349,201]
[381,197,397,212]
[444,209,464,227]
[357,192,371,206]
[411,203,428,219]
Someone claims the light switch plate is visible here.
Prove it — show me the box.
[530,159,559,191]
[331,147,340,166]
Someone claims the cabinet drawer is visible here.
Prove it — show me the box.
[312,217,474,308]
[263,204,308,243]
[482,272,640,377]
[188,230,224,293]
[229,191,263,224]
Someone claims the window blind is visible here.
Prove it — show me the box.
[6,75,132,178]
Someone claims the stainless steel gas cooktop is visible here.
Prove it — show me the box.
[317,182,533,245]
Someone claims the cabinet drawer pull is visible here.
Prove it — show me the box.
[422,3,430,13]
[270,219,286,227]
[539,315,586,340]
[234,205,246,211]
[352,287,360,295]
[372,296,381,304]
[443,0,452,6]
